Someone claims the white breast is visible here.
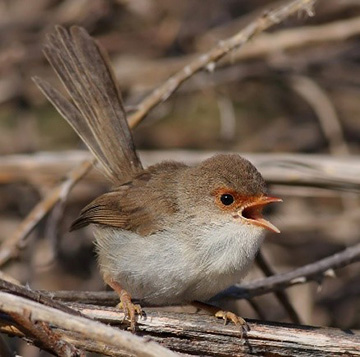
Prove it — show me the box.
[181,221,265,301]
[94,221,265,305]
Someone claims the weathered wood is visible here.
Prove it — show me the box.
[1,298,359,356]
[0,292,177,357]
[77,304,360,356]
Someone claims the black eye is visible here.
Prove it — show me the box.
[220,194,234,206]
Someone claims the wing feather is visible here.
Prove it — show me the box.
[71,162,187,235]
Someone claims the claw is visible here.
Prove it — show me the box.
[215,310,249,337]
[118,290,143,332]
[192,301,250,338]
[104,276,143,332]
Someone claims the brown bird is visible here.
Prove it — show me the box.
[34,26,281,332]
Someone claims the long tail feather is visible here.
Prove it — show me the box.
[33,25,143,183]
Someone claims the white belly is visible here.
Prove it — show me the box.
[94,222,264,305]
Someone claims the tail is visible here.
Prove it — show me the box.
[33,26,143,183]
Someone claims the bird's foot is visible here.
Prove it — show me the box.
[105,276,143,332]
[215,310,249,337]
[192,301,249,338]
[117,290,143,332]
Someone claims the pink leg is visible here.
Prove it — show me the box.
[104,276,142,332]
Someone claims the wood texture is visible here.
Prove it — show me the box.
[1,295,359,356]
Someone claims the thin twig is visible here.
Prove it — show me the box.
[289,75,349,155]
[114,13,360,91]
[8,310,83,357]
[3,151,360,191]
[255,250,301,324]
[0,159,94,267]
[226,13,360,67]
[219,242,360,300]
[289,74,359,219]
[127,0,316,127]
[246,299,266,320]
[45,159,88,264]
[0,278,84,317]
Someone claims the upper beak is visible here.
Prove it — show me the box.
[239,196,282,233]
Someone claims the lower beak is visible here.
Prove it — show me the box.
[239,196,282,233]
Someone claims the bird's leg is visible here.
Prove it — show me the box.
[104,276,142,332]
[192,301,249,337]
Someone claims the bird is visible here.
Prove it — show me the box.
[33,25,281,332]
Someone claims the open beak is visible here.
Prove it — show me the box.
[239,196,282,233]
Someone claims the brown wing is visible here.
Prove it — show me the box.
[33,26,142,183]
[71,161,187,236]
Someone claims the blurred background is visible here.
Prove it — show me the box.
[1,0,360,354]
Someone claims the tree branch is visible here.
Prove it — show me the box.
[0,292,177,357]
[220,242,360,300]
[1,293,359,356]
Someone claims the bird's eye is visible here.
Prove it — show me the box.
[220,194,234,206]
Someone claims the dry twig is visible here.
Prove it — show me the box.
[0,292,177,357]
[0,159,94,267]
[2,150,360,191]
[113,15,360,91]
[127,0,316,127]
[1,292,359,356]
[0,278,84,317]
[221,242,360,300]
[255,251,301,324]
[289,75,349,155]
[8,311,83,357]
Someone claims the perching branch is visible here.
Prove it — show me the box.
[0,292,178,357]
[0,292,359,356]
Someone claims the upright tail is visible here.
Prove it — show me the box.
[33,26,143,183]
